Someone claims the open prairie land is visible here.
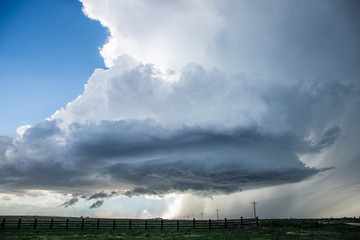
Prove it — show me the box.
[1,218,360,239]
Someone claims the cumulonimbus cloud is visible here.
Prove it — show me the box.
[0,56,356,209]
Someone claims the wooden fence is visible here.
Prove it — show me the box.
[0,217,259,230]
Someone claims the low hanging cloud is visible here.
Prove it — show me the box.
[89,200,104,209]
[60,192,117,209]
[88,191,117,200]
[0,56,357,210]
[0,119,334,200]
[62,197,80,208]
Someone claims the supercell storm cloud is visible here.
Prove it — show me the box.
[0,56,354,203]
[0,0,359,214]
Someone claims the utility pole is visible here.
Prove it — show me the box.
[251,201,258,218]
[216,209,219,220]
[201,213,203,220]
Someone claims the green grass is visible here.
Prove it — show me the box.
[1,219,360,239]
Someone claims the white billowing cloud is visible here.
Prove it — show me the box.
[80,0,360,84]
[16,125,31,138]
[51,54,355,141]
[81,0,223,71]
[51,57,268,130]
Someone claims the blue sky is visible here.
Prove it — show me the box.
[0,0,106,135]
[0,0,359,219]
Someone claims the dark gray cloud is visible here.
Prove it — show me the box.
[308,125,341,153]
[61,197,79,208]
[60,192,116,209]
[89,200,104,209]
[0,136,13,156]
[88,191,117,200]
[0,120,341,196]
[124,187,159,197]
[99,126,334,195]
[22,120,62,142]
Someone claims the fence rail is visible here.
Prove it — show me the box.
[0,217,259,231]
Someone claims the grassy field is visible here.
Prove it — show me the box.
[1,219,360,239]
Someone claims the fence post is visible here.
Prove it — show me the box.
[256,216,259,228]
[50,218,53,230]
[113,219,116,230]
[224,218,227,229]
[1,218,5,230]
[17,218,21,229]
[161,219,163,230]
[81,218,84,230]
[145,219,148,230]
[209,219,211,230]
[128,219,131,230]
[97,219,99,230]
[65,219,69,230]
[177,220,179,231]
[193,218,195,229]
[241,216,243,228]
[33,218,37,230]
